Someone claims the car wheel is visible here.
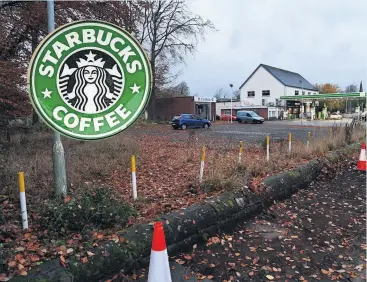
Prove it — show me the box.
[203,123,209,129]
[181,124,187,130]
[260,121,264,124]
[238,119,242,123]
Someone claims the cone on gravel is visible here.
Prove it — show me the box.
[357,142,366,171]
[147,222,172,282]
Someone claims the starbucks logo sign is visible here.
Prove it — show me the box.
[28,20,152,140]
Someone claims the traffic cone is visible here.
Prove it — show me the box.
[357,142,366,171]
[147,222,172,282]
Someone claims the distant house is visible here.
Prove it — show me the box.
[239,64,319,108]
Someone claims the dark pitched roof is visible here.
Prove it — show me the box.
[239,64,318,91]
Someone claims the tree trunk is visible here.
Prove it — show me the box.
[147,41,157,120]
[31,29,40,125]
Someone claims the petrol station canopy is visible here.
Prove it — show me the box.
[280,92,366,101]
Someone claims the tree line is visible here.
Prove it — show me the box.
[0,0,214,122]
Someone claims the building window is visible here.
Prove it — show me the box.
[302,91,305,95]
[295,90,299,96]
[262,90,270,96]
[247,91,255,97]
[262,99,266,106]
[308,92,311,95]
[313,92,316,95]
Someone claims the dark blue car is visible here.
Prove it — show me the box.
[172,114,211,130]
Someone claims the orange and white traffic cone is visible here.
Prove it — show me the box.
[357,142,366,172]
[147,222,172,282]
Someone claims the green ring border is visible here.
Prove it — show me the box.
[27,20,152,141]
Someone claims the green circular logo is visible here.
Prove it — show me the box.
[28,20,152,140]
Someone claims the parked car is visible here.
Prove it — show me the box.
[236,111,265,124]
[172,114,211,130]
[220,114,237,121]
[329,112,342,120]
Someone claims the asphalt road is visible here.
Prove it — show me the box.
[209,121,331,142]
[129,120,342,144]
[115,164,366,282]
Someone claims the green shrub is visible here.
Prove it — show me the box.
[42,188,136,233]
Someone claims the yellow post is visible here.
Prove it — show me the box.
[131,155,136,173]
[18,172,28,229]
[266,136,270,161]
[131,155,137,200]
[239,141,243,164]
[288,132,292,154]
[18,172,25,193]
[199,146,206,183]
[307,132,311,148]
[201,146,206,162]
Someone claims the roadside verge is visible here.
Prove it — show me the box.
[11,142,362,282]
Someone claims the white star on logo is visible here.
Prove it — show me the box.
[42,88,52,99]
[130,83,141,94]
[85,51,97,62]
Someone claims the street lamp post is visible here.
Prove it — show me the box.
[229,84,233,123]
[300,80,303,126]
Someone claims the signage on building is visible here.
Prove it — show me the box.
[28,20,152,140]
[194,97,216,103]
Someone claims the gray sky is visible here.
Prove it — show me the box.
[178,0,367,97]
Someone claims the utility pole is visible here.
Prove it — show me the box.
[229,84,233,123]
[47,0,67,197]
[300,80,303,126]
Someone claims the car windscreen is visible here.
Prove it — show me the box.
[172,116,181,120]
[250,112,259,117]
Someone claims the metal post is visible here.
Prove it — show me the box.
[48,0,67,197]
[229,84,233,124]
[300,80,303,126]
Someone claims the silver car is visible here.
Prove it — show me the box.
[236,111,265,124]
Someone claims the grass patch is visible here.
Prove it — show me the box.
[41,188,137,234]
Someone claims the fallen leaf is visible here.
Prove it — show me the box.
[81,257,88,263]
[87,251,95,256]
[96,234,104,240]
[7,261,16,267]
[266,275,274,280]
[64,195,71,203]
[211,237,220,244]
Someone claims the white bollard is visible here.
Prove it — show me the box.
[266,136,270,162]
[131,155,137,200]
[239,141,243,164]
[18,172,28,229]
[199,146,206,183]
[288,132,292,154]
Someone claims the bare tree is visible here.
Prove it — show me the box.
[214,88,225,99]
[232,90,240,100]
[345,84,357,93]
[138,0,215,120]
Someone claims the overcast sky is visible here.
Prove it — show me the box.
[177,0,367,97]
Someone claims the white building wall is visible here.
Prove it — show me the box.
[216,101,242,115]
[285,86,318,96]
[240,66,285,106]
